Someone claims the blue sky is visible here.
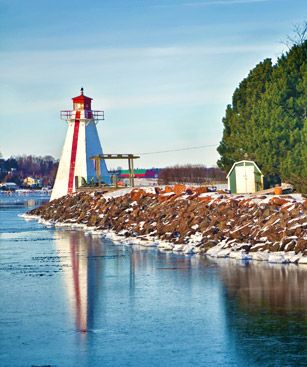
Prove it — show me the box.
[0,0,305,168]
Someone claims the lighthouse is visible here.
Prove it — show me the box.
[51,88,110,201]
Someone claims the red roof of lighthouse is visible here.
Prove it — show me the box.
[72,88,93,103]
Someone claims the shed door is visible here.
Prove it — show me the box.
[235,165,255,193]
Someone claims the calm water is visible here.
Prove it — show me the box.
[0,195,306,367]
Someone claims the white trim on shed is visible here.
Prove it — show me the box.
[226,160,262,179]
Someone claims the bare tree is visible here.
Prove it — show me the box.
[282,22,307,49]
[0,155,59,186]
[158,164,226,185]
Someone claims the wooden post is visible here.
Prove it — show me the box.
[75,176,79,189]
[94,157,101,185]
[131,156,135,187]
[128,157,132,187]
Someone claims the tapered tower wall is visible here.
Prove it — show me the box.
[84,121,109,181]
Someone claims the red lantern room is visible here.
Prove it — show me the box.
[60,88,104,122]
[72,87,92,111]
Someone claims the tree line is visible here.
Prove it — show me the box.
[217,26,307,192]
[0,155,58,186]
[158,164,226,185]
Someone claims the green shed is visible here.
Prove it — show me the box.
[227,160,263,194]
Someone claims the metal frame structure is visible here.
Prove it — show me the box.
[91,154,140,187]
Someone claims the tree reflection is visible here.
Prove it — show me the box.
[212,259,307,316]
[208,258,307,365]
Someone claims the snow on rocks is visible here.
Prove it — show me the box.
[26,186,307,265]
[250,251,270,262]
[298,256,307,264]
[268,252,289,264]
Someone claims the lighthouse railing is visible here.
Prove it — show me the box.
[60,110,104,122]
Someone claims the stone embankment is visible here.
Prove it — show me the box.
[27,185,307,264]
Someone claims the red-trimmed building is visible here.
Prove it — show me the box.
[114,168,160,179]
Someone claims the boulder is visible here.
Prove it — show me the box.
[269,197,288,206]
[130,189,146,202]
[173,184,186,195]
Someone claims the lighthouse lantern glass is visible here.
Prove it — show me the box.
[74,102,84,111]
[71,90,93,112]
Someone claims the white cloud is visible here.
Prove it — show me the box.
[0,43,284,82]
[0,41,283,116]
[0,43,284,62]
[103,89,229,110]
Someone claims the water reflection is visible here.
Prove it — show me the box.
[0,194,50,208]
[206,258,307,366]
[209,258,307,316]
[54,231,195,334]
[52,231,307,366]
[3,200,307,367]
[55,231,104,332]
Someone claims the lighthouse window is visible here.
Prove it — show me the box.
[74,103,83,110]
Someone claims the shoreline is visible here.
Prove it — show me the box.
[22,186,307,266]
[21,212,307,265]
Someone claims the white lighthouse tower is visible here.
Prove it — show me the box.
[51,88,110,201]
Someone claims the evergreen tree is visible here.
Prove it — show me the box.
[217,36,307,192]
[217,59,273,169]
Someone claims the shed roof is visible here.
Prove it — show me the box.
[226,160,263,179]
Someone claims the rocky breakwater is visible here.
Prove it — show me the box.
[27,185,307,264]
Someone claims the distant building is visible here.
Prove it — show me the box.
[0,182,18,191]
[144,168,160,179]
[119,169,146,179]
[118,168,160,179]
[227,160,263,194]
[23,177,42,187]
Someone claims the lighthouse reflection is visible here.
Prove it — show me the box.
[55,230,105,333]
[54,230,143,333]
[54,230,194,335]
